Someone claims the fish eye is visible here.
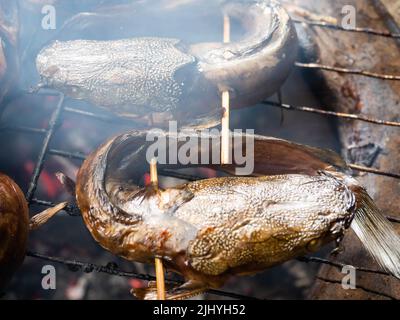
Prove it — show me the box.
[70,86,78,93]
[66,86,83,98]
[45,65,59,77]
[306,238,321,252]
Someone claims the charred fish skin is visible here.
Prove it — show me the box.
[36,0,298,126]
[177,174,355,277]
[0,173,29,292]
[76,130,356,288]
[36,38,196,115]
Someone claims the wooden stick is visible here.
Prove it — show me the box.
[223,14,231,43]
[150,158,159,189]
[154,258,166,300]
[221,14,231,165]
[150,158,165,300]
[221,91,230,165]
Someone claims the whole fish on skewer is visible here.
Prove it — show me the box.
[73,130,400,299]
[35,0,298,127]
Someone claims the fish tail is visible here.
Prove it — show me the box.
[351,187,400,279]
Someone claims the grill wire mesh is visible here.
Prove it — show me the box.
[1,14,400,300]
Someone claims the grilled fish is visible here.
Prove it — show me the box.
[0,173,29,292]
[0,173,67,293]
[75,130,400,299]
[36,0,298,127]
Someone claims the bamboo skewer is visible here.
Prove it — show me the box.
[221,91,230,165]
[150,158,166,300]
[223,13,231,43]
[154,258,166,300]
[221,14,231,165]
[151,13,231,301]
[150,158,159,189]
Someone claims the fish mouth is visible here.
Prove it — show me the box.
[35,0,297,127]
[189,0,298,108]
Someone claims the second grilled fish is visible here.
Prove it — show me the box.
[36,0,298,127]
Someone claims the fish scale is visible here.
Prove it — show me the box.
[37,38,195,113]
[35,0,298,128]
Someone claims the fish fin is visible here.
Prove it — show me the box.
[180,110,222,130]
[132,185,194,212]
[351,188,400,279]
[160,187,195,212]
[214,135,347,177]
[131,280,206,300]
[29,201,68,230]
[55,172,76,196]
[131,281,169,300]
[131,185,160,204]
